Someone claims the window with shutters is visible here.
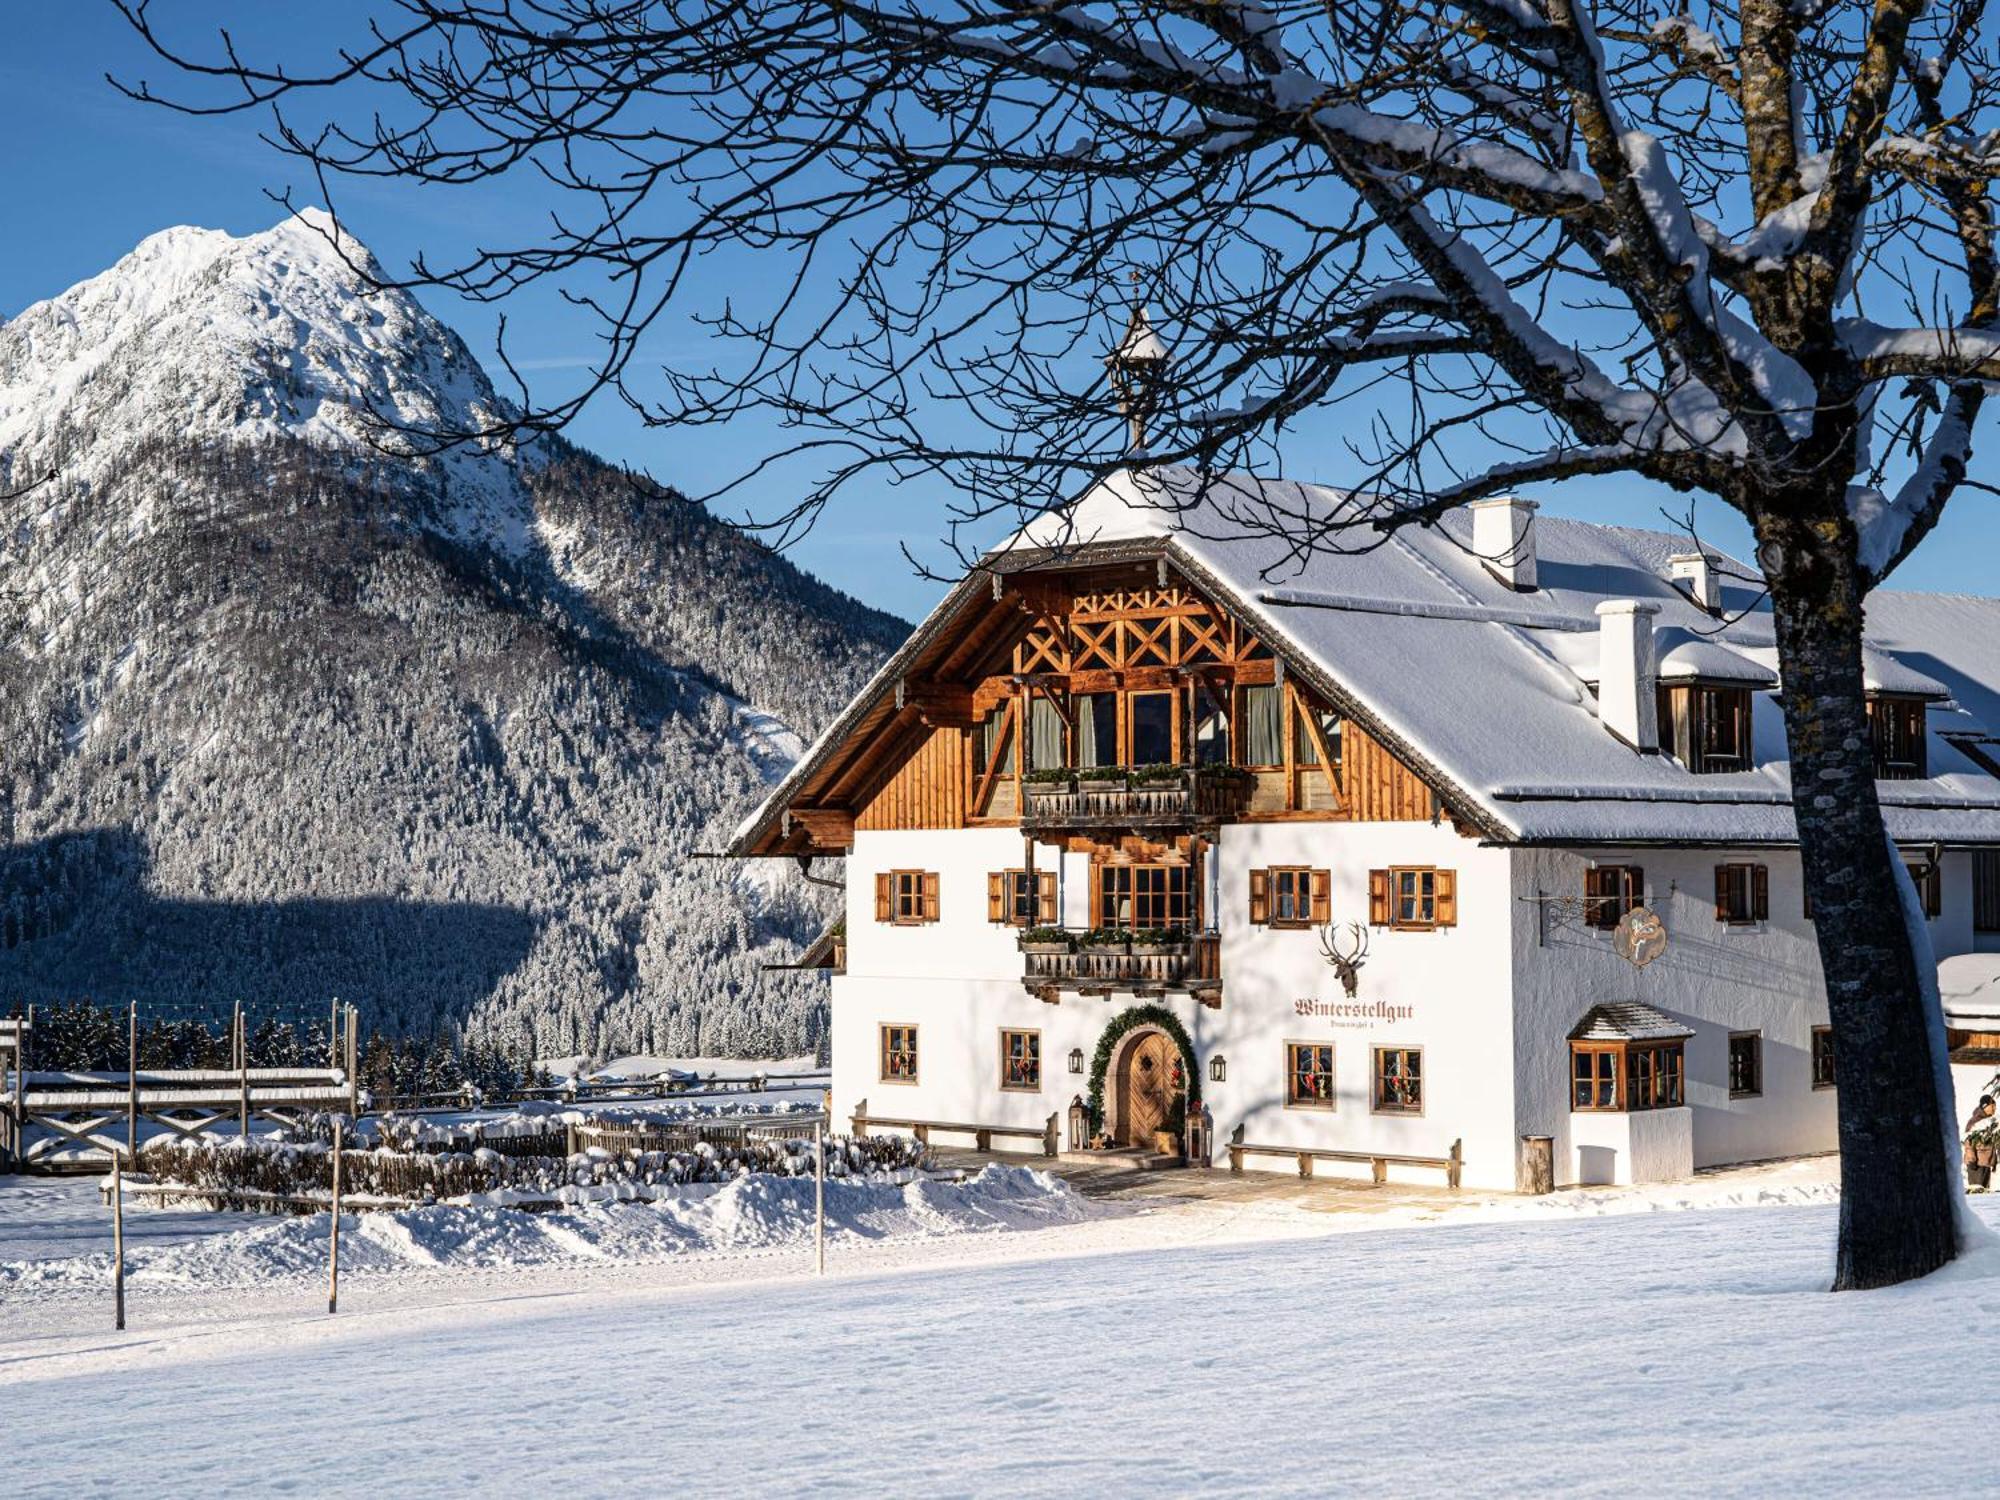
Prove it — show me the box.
[876,869,939,925]
[1250,867,1330,929]
[989,869,1056,926]
[1286,1042,1336,1109]
[1658,683,1754,773]
[1728,1031,1762,1097]
[1583,865,1644,930]
[1978,851,2000,933]
[880,1024,919,1083]
[1372,1046,1423,1114]
[1811,1026,1836,1090]
[1369,867,1457,930]
[1713,863,1768,925]
[1868,696,1928,780]
[1097,863,1192,930]
[999,1029,1041,1091]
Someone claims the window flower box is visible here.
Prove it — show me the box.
[1017,927,1074,956]
[1079,927,1131,954]
[1075,770,1128,795]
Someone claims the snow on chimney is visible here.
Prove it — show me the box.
[1470,496,1539,591]
[1594,599,1661,753]
[1668,552,1721,614]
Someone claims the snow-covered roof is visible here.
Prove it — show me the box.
[1568,1001,1696,1043]
[1111,305,1169,364]
[1941,954,2000,1028]
[730,466,2000,853]
[1652,629,1777,686]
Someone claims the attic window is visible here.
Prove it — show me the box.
[1868,695,1928,780]
[1658,683,1752,774]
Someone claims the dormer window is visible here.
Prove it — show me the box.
[1868,695,1928,780]
[1657,683,1753,774]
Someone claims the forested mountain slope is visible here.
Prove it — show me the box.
[0,212,902,1058]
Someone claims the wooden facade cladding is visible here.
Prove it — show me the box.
[856,726,968,832]
[755,558,1457,852]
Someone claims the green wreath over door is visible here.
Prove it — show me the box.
[1087,1003,1203,1134]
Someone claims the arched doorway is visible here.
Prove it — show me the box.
[1112,1026,1181,1148]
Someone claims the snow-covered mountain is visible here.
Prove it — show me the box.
[0,212,904,1058]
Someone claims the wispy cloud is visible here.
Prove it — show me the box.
[507,355,602,372]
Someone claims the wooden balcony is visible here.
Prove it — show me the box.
[1020,767,1252,832]
[1020,932,1221,1005]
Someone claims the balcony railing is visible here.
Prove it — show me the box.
[1020,766,1252,830]
[1019,931,1221,1004]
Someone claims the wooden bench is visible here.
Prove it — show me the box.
[851,1098,1059,1158]
[1227,1126,1463,1190]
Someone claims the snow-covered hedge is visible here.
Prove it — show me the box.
[136,1132,929,1213]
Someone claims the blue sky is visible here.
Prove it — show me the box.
[3,6,1992,622]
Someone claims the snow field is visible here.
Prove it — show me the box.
[3,1192,1996,1498]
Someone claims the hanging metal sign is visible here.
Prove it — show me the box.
[1614,905,1668,968]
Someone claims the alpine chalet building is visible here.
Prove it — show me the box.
[730,470,2000,1190]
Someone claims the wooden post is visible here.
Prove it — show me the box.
[126,1000,139,1167]
[346,1005,360,1119]
[328,1118,343,1314]
[329,997,340,1069]
[1448,1138,1465,1192]
[111,1156,126,1332]
[232,999,242,1071]
[813,1118,826,1277]
[851,1098,868,1139]
[1043,1111,1058,1158]
[238,1008,250,1142]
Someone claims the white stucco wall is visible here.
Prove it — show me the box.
[1570,1105,1694,1185]
[830,830,1987,1195]
[1503,847,1998,1181]
[1209,819,1516,1189]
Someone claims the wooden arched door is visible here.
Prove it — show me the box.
[1117,1030,1176,1147]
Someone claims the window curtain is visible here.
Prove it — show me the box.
[1244,684,1282,766]
[1029,696,1065,770]
[1075,693,1107,767]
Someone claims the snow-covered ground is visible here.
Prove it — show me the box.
[2,1161,1995,1496]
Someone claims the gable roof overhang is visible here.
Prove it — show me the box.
[725,531,1510,858]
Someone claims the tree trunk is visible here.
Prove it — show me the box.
[1766,533,1958,1290]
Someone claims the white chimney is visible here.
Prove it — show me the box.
[1470,496,1539,591]
[1668,552,1721,613]
[1595,599,1661,752]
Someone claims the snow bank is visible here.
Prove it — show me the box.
[0,1165,1097,1295]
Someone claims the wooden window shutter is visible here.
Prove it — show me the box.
[1309,870,1332,925]
[1248,868,1269,925]
[987,872,1004,923]
[1584,868,1609,930]
[1626,866,1644,916]
[1037,871,1057,924]
[1752,865,1769,922]
[1368,869,1390,926]
[1435,869,1458,926]
[875,872,892,923]
[921,872,940,923]
[1713,866,1729,922]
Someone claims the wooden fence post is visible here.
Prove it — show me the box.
[112,1156,126,1332]
[328,1118,343,1314]
[1043,1112,1059,1158]
[347,1005,360,1118]
[851,1097,868,1139]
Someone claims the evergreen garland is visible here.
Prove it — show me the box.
[1085,1003,1202,1133]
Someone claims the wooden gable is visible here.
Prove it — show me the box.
[743,556,1463,856]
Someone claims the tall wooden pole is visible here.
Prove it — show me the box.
[814,1119,826,1276]
[329,997,339,1069]
[126,1000,138,1167]
[238,1007,250,1142]
[111,1156,126,1331]
[346,1005,360,1118]
[328,1118,343,1315]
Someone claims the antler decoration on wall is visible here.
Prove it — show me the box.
[1318,922,1369,999]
